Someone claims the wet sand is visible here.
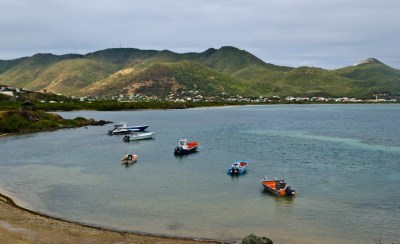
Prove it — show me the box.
[0,193,224,244]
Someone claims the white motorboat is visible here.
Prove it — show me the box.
[123,132,156,141]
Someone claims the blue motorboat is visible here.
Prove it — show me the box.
[227,160,248,175]
[125,125,149,132]
[107,123,149,135]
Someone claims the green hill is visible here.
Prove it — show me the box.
[0,53,82,89]
[0,57,28,74]
[1,47,399,98]
[81,60,250,97]
[331,58,400,97]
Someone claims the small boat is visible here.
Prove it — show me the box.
[174,139,200,155]
[123,132,156,141]
[108,123,149,135]
[126,125,149,132]
[121,154,137,164]
[261,177,296,197]
[109,127,140,135]
[227,160,248,175]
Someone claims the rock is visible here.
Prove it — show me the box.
[91,120,112,126]
[242,234,273,244]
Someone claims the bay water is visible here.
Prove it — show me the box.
[0,104,399,243]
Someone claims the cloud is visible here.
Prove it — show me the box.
[0,0,399,69]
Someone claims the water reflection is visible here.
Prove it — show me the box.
[122,162,135,168]
[173,150,200,158]
[272,195,295,207]
[259,188,295,208]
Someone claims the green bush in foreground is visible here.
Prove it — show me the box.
[242,234,273,244]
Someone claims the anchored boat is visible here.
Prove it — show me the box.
[121,154,137,164]
[108,123,149,135]
[261,177,296,197]
[227,160,248,175]
[174,139,199,155]
[122,132,156,141]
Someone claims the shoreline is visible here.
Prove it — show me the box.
[0,192,228,244]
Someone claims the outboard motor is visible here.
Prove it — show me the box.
[285,186,296,196]
[123,135,130,142]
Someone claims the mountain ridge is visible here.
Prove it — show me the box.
[1,46,399,98]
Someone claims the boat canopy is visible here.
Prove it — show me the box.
[178,139,188,149]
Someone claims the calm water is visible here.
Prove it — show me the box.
[0,105,399,244]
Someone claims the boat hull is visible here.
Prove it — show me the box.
[126,125,149,132]
[110,129,137,135]
[174,144,199,155]
[122,159,137,164]
[261,180,295,197]
[227,161,248,176]
[123,132,155,141]
[108,124,148,135]
[121,154,137,164]
[227,168,246,175]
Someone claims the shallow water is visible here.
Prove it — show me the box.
[0,104,399,243]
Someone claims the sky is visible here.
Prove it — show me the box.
[0,0,399,69]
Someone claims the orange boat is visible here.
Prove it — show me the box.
[261,177,296,197]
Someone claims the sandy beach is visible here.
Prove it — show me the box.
[0,193,223,244]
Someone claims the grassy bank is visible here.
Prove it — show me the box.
[0,110,110,134]
[0,100,254,111]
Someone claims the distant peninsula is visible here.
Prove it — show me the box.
[0,108,110,135]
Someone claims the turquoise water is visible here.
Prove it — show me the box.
[0,104,399,243]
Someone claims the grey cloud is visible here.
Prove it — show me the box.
[0,0,399,69]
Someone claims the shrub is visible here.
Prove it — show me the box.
[242,234,273,244]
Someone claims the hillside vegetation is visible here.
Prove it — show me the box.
[0,110,110,134]
[1,47,399,98]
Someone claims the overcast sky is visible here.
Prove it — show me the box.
[0,0,399,69]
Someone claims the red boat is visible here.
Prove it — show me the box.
[174,139,200,155]
[261,177,296,197]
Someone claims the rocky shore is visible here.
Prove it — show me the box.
[0,193,222,244]
[0,110,112,134]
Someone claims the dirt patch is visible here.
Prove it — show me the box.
[0,111,7,118]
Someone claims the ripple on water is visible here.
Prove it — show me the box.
[1,105,399,243]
